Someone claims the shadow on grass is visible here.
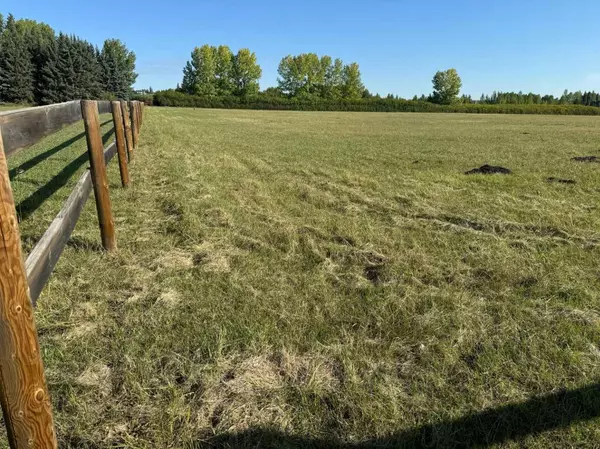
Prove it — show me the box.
[8,120,112,180]
[65,235,104,252]
[200,383,600,448]
[15,127,115,222]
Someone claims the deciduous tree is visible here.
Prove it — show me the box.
[431,68,462,104]
[215,45,234,96]
[322,57,344,99]
[232,48,261,96]
[342,62,364,99]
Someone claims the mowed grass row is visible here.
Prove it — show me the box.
[4,109,600,448]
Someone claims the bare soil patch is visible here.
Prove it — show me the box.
[465,165,512,175]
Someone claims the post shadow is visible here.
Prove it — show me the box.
[15,127,115,222]
[200,382,600,448]
[8,120,112,180]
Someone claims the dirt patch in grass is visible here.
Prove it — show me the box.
[198,352,341,433]
[155,249,195,270]
[465,165,512,175]
[155,289,181,309]
[547,177,576,184]
[571,156,599,163]
[193,241,237,273]
[76,363,112,397]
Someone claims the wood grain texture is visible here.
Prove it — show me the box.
[0,130,57,448]
[121,101,134,161]
[111,101,130,187]
[0,101,81,158]
[129,101,139,150]
[81,100,116,251]
[25,142,117,305]
[134,102,141,138]
[26,171,92,305]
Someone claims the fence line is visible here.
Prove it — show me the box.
[0,99,144,449]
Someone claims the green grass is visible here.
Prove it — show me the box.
[0,103,29,112]
[5,109,600,448]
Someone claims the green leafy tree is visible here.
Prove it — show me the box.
[302,53,324,95]
[322,57,344,99]
[215,45,234,96]
[277,55,303,96]
[232,48,261,96]
[188,45,217,96]
[432,68,462,104]
[342,63,364,99]
[262,87,284,98]
[100,38,137,99]
[277,53,323,97]
[278,53,357,99]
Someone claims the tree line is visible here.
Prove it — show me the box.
[1,12,598,112]
[475,90,600,107]
[0,13,138,105]
[153,90,600,115]
[175,50,600,110]
[178,48,365,101]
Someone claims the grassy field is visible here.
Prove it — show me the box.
[0,104,28,112]
[5,108,600,448]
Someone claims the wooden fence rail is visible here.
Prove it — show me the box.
[0,99,144,449]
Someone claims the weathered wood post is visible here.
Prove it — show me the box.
[135,102,141,134]
[121,101,134,161]
[0,131,58,449]
[81,100,116,251]
[129,101,138,150]
[110,101,130,187]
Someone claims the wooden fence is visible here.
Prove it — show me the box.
[0,99,144,449]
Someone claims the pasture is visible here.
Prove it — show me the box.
[6,109,600,448]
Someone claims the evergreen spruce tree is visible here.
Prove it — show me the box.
[14,18,55,103]
[0,14,34,103]
[100,39,137,99]
[54,33,77,101]
[37,37,60,104]
[71,38,102,99]
[182,61,196,94]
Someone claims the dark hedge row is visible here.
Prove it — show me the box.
[151,90,600,115]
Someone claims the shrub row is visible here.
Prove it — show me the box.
[151,90,600,115]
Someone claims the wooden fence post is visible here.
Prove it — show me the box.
[110,101,130,188]
[135,102,141,133]
[129,101,138,150]
[81,100,116,251]
[0,131,58,449]
[121,101,134,161]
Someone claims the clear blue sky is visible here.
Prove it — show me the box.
[3,0,600,97]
